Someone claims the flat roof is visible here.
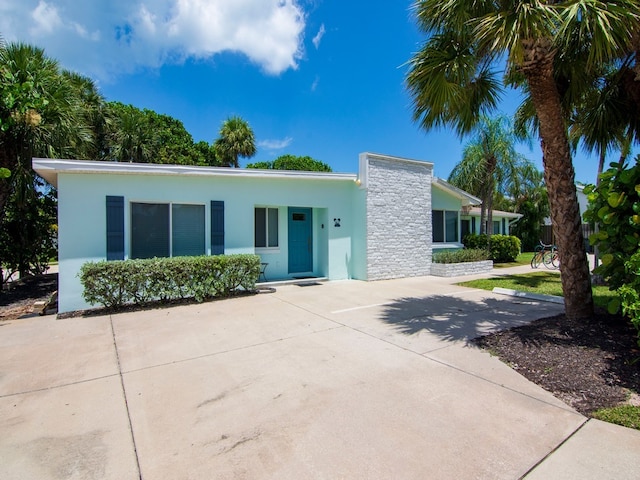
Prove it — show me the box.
[32,158,359,188]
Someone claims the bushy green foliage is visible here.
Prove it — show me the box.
[433,248,491,264]
[462,233,521,262]
[247,154,332,172]
[0,173,57,281]
[583,157,640,291]
[79,254,260,309]
[584,157,640,343]
[617,252,640,346]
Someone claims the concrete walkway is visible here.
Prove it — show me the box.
[1,266,639,479]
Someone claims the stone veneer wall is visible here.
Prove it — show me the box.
[362,153,432,280]
[430,260,493,277]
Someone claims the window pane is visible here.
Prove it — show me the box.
[267,208,279,247]
[172,204,205,257]
[461,219,470,240]
[432,210,444,242]
[131,203,169,259]
[446,211,458,242]
[255,208,266,248]
[493,221,500,234]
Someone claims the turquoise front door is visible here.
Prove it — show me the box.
[288,207,312,274]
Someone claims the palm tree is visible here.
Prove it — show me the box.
[406,0,639,320]
[448,115,524,236]
[0,43,95,275]
[0,42,93,215]
[214,116,257,168]
[107,103,153,163]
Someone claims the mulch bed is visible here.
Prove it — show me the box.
[0,273,58,321]
[473,312,640,416]
[2,275,639,417]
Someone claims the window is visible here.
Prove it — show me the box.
[432,210,459,243]
[255,207,278,248]
[131,202,205,259]
[493,220,501,235]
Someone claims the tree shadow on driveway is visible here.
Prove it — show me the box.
[376,293,564,344]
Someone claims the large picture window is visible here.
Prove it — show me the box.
[131,202,205,259]
[432,210,459,243]
[255,207,279,248]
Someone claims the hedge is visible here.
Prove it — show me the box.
[462,233,521,263]
[79,254,260,309]
[433,248,491,264]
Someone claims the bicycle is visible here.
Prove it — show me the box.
[531,241,559,269]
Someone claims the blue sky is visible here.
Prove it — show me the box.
[1,0,626,184]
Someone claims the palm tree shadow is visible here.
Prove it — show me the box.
[378,294,560,343]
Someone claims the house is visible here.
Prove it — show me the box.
[431,178,522,250]
[33,152,517,314]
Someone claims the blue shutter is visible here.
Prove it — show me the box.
[106,196,125,260]
[211,201,225,255]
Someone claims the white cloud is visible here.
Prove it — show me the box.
[311,75,319,92]
[30,1,63,35]
[312,23,325,49]
[1,0,307,79]
[258,137,293,150]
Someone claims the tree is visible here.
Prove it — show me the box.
[105,102,153,162]
[0,43,94,276]
[448,115,524,236]
[406,0,639,320]
[214,116,256,168]
[508,163,550,251]
[0,42,93,216]
[246,154,332,172]
[104,102,217,166]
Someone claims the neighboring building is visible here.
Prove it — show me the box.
[33,152,519,314]
[431,178,522,251]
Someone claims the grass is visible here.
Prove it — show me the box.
[493,251,534,268]
[458,270,618,308]
[592,405,640,430]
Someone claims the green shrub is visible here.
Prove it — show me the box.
[462,233,521,262]
[583,157,640,291]
[617,252,640,346]
[79,254,260,309]
[583,157,640,344]
[433,248,491,264]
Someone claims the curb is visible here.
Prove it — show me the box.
[492,287,565,304]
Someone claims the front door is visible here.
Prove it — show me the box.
[288,207,312,274]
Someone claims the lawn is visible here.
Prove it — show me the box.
[458,270,618,309]
[492,251,534,268]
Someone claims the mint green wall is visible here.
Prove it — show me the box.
[57,172,358,313]
[431,187,463,211]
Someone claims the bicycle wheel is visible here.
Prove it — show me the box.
[543,251,556,269]
[551,251,560,269]
[531,251,542,268]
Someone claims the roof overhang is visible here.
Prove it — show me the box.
[32,158,359,189]
[467,207,523,220]
[431,177,482,206]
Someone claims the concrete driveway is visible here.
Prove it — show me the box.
[2,273,640,479]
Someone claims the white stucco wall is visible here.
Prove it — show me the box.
[360,153,433,280]
[56,170,357,313]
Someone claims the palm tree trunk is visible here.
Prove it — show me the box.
[522,38,593,320]
[480,193,487,235]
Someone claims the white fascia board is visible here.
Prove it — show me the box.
[32,158,358,188]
